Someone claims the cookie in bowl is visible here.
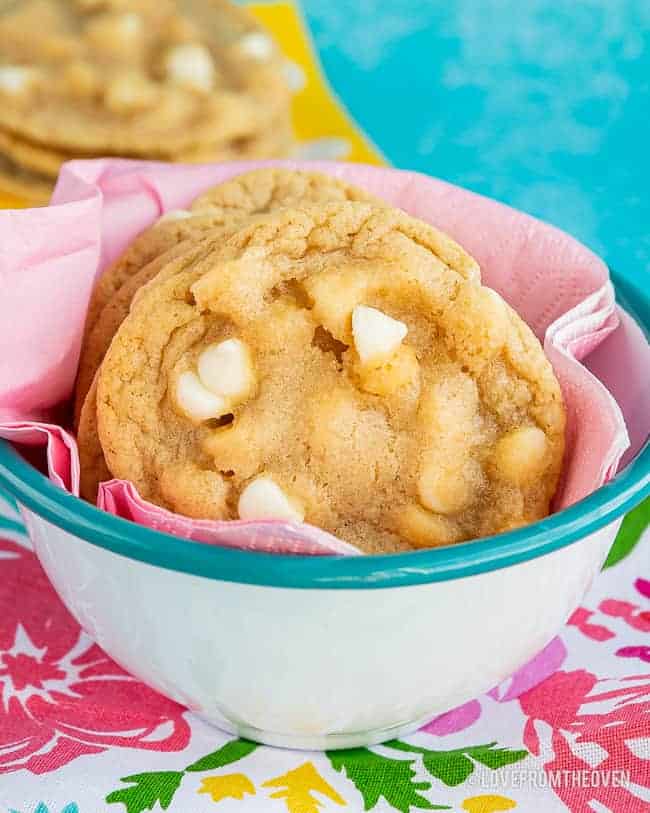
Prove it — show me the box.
[92,201,565,553]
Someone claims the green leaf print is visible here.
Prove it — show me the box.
[184,738,258,772]
[327,747,450,812]
[105,771,184,813]
[388,743,473,787]
[386,741,528,787]
[106,738,258,811]
[603,496,650,568]
[466,743,529,771]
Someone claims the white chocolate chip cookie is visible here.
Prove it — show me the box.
[95,202,564,553]
[0,0,293,182]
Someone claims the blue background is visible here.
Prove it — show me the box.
[300,0,650,285]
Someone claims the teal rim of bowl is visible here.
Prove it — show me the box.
[0,269,648,589]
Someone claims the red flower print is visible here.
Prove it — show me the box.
[0,537,190,775]
[520,669,650,813]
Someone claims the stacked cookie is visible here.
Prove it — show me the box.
[75,169,566,554]
[0,0,293,203]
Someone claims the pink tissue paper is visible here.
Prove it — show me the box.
[0,159,640,554]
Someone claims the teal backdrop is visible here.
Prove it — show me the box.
[300,0,650,285]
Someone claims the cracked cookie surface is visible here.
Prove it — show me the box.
[75,169,380,424]
[95,201,564,553]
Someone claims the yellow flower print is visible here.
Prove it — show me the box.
[462,794,517,813]
[263,761,346,813]
[199,772,256,803]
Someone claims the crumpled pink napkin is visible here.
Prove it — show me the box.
[0,159,638,554]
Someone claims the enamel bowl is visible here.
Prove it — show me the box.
[0,271,648,751]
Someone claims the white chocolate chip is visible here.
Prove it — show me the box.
[0,65,36,95]
[352,305,408,366]
[104,72,158,113]
[238,476,304,522]
[117,11,141,37]
[396,503,461,548]
[165,43,215,92]
[197,339,254,402]
[238,31,274,61]
[418,461,473,515]
[175,371,228,422]
[494,426,549,485]
[156,209,193,225]
[85,11,143,53]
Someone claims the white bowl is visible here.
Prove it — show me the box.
[0,270,648,750]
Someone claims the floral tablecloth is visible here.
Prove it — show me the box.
[0,490,648,813]
[1,1,649,810]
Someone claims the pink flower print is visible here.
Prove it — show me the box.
[616,646,650,664]
[635,578,650,600]
[421,699,482,736]
[599,599,650,633]
[489,637,568,702]
[519,670,650,813]
[0,537,191,775]
[567,608,615,642]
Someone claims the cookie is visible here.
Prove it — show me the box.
[74,168,382,423]
[78,372,113,503]
[95,202,564,553]
[0,151,52,204]
[0,0,292,158]
[0,114,294,182]
[0,127,63,179]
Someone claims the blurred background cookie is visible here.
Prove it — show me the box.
[0,151,53,204]
[0,0,294,202]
